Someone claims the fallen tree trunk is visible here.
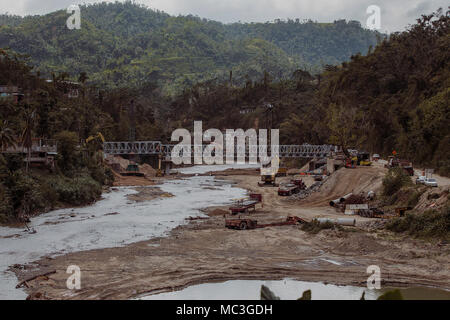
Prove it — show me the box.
[16,270,56,288]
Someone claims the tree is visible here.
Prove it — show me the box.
[0,120,17,151]
[20,108,36,173]
[327,104,369,157]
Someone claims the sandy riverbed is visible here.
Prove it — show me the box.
[10,165,450,300]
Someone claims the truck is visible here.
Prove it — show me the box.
[278,183,301,196]
[385,156,414,176]
[225,216,306,230]
[290,178,306,189]
[229,194,263,215]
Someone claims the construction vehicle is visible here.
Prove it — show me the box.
[276,167,288,177]
[258,156,280,187]
[357,152,372,166]
[85,132,105,145]
[290,178,306,189]
[278,183,300,196]
[225,216,306,230]
[385,156,414,176]
[229,194,262,215]
[120,163,144,177]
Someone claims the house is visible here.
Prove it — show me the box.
[0,85,24,103]
[2,138,58,169]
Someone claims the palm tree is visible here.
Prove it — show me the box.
[0,120,17,152]
[21,109,36,173]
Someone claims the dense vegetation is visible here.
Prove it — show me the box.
[0,4,448,224]
[0,1,380,94]
[0,49,113,223]
[167,8,449,176]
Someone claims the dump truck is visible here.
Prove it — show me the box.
[278,183,301,196]
[290,178,306,189]
[229,193,262,215]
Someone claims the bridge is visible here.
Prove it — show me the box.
[103,141,335,158]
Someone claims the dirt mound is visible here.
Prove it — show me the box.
[302,167,385,206]
[140,163,156,178]
[415,186,449,211]
[330,233,390,255]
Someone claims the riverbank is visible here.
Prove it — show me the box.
[11,166,450,300]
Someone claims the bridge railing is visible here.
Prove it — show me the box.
[103,141,335,158]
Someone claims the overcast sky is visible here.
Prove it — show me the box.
[0,0,447,33]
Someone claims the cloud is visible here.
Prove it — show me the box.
[0,0,447,32]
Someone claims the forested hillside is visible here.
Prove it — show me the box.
[167,8,449,175]
[0,1,380,94]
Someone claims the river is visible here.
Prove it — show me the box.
[0,165,253,299]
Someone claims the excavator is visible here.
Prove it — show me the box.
[85,132,105,145]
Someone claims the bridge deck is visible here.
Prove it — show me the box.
[103,141,335,158]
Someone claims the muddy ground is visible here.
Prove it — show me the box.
[13,165,450,299]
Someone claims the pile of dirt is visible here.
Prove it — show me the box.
[303,167,385,206]
[140,163,156,178]
[415,186,449,211]
[329,233,390,255]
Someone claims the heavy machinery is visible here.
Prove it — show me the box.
[357,152,372,166]
[85,132,105,145]
[258,156,280,187]
[229,194,262,214]
[278,183,300,196]
[291,178,306,189]
[225,216,306,230]
[276,167,288,177]
[120,163,144,177]
[385,155,414,176]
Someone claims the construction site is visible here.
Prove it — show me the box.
[2,145,449,300]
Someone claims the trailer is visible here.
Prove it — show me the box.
[225,216,306,230]
[229,193,262,215]
[278,183,300,196]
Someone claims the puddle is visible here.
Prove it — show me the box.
[0,173,247,299]
[138,279,450,300]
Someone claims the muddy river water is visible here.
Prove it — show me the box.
[0,165,253,299]
[138,279,450,300]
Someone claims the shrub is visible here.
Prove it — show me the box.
[47,173,102,205]
[382,168,412,196]
[386,206,450,240]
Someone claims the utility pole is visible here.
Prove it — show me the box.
[128,99,136,142]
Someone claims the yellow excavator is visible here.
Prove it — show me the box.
[84,132,105,164]
[85,132,105,145]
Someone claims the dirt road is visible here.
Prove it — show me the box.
[14,166,450,299]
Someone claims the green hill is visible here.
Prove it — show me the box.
[0,1,380,94]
